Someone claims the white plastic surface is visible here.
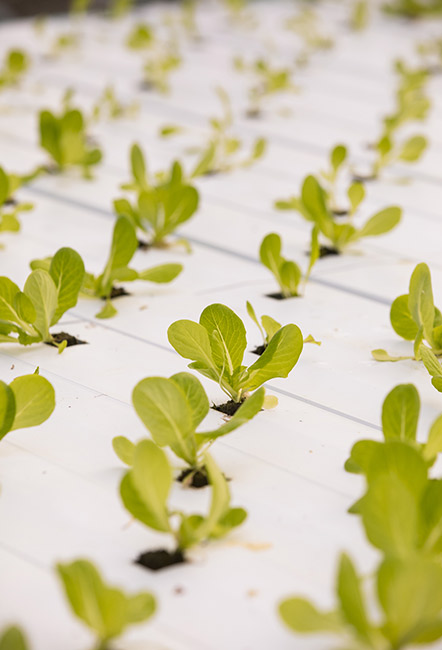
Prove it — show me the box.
[0,2,442,649]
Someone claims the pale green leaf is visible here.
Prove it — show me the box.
[10,374,55,431]
[390,294,419,340]
[381,384,419,442]
[112,436,135,466]
[359,206,401,239]
[0,380,16,441]
[49,247,85,324]
[246,324,303,390]
[23,270,57,340]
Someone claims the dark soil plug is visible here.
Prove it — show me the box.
[46,332,87,347]
[212,400,244,416]
[351,173,377,183]
[177,467,209,488]
[266,292,293,300]
[136,549,186,571]
[137,238,152,251]
[4,197,17,207]
[319,245,340,258]
[331,208,349,217]
[251,344,267,356]
[108,286,130,299]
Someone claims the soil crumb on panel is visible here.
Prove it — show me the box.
[46,332,87,347]
[212,400,244,416]
[136,549,186,571]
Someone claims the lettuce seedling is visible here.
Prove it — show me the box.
[115,144,199,250]
[383,0,442,17]
[285,8,334,67]
[57,559,156,648]
[0,49,30,90]
[360,59,430,180]
[121,440,246,568]
[0,247,84,351]
[142,50,181,94]
[167,303,303,406]
[346,385,442,559]
[81,216,183,318]
[0,167,33,237]
[126,23,155,50]
[280,552,442,650]
[372,263,442,363]
[233,57,296,118]
[259,230,319,297]
[0,371,55,442]
[39,105,102,178]
[419,345,442,392]
[113,375,264,485]
[275,175,401,255]
[92,85,139,121]
[246,301,320,355]
[346,383,442,472]
[0,626,29,650]
[190,88,267,177]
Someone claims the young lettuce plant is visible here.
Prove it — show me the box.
[126,23,156,51]
[275,175,402,256]
[383,0,442,17]
[233,56,297,118]
[115,144,199,251]
[356,59,430,181]
[0,627,30,650]
[346,383,442,474]
[113,374,264,487]
[92,85,139,122]
[0,371,55,443]
[57,559,156,649]
[279,552,442,650]
[81,216,183,318]
[285,7,334,67]
[259,229,319,298]
[246,302,320,355]
[0,167,33,237]
[120,440,247,570]
[0,49,30,90]
[167,303,303,411]
[372,263,442,363]
[0,247,85,351]
[39,104,102,178]
[190,88,267,177]
[141,47,181,94]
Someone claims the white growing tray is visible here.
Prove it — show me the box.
[1,2,442,649]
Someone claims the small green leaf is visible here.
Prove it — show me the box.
[246,324,303,390]
[381,384,419,442]
[336,553,372,641]
[359,206,401,239]
[331,144,347,172]
[399,135,427,162]
[0,381,16,441]
[24,270,58,341]
[348,182,365,214]
[121,440,172,532]
[10,374,55,431]
[200,303,247,374]
[279,598,342,634]
[49,247,85,323]
[137,263,182,283]
[408,263,435,345]
[390,294,419,340]
[0,627,29,650]
[95,301,117,319]
[112,436,135,466]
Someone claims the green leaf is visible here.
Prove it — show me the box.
[168,319,217,371]
[344,440,380,475]
[23,270,57,341]
[348,182,365,214]
[259,233,283,274]
[399,135,427,162]
[196,387,264,446]
[371,348,412,362]
[279,598,342,634]
[0,627,29,650]
[200,304,247,375]
[191,142,217,178]
[381,384,419,442]
[0,380,16,441]
[423,415,442,462]
[121,440,172,532]
[377,556,442,646]
[13,292,36,324]
[390,294,419,340]
[57,559,156,643]
[170,372,209,431]
[331,144,347,172]
[112,436,135,466]
[359,206,401,238]
[137,263,182,283]
[49,247,85,323]
[336,553,372,641]
[99,217,138,296]
[95,301,117,319]
[279,261,301,297]
[0,168,9,206]
[246,301,264,341]
[408,263,435,344]
[261,315,281,342]
[199,453,237,539]
[301,175,329,223]
[246,324,303,390]
[359,442,428,557]
[132,376,197,464]
[10,374,55,431]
